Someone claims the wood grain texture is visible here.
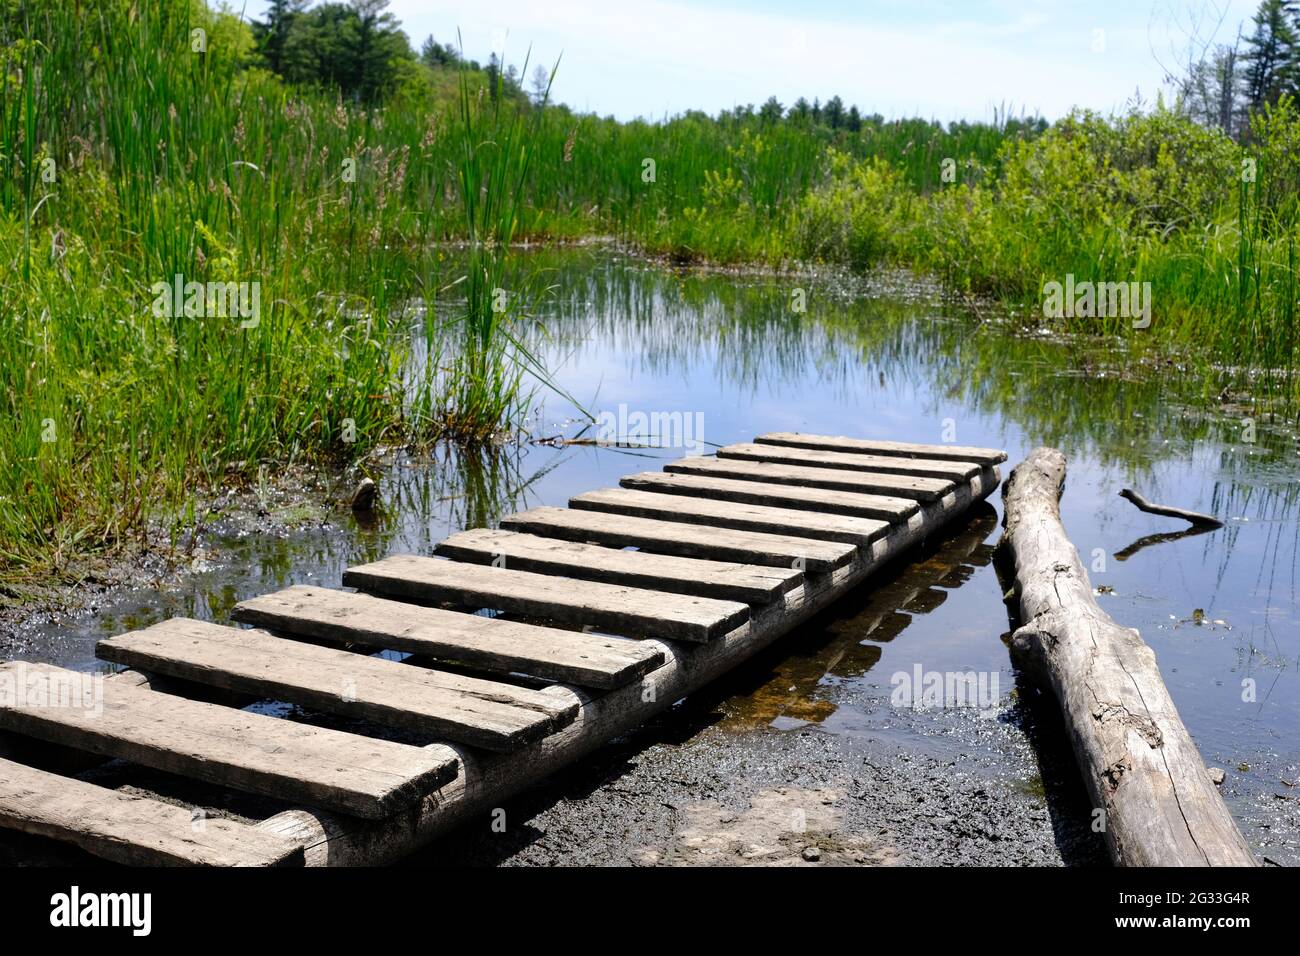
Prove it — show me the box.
[96,619,572,752]
[500,505,855,572]
[0,661,459,818]
[569,488,891,547]
[435,527,801,604]
[254,463,1003,866]
[756,432,1007,465]
[665,455,951,502]
[718,442,980,480]
[233,585,662,689]
[618,471,919,521]
[665,454,952,501]
[0,756,305,866]
[999,448,1255,867]
[344,554,750,642]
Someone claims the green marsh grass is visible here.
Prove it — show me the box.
[2,0,1298,588]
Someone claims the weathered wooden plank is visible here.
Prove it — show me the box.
[96,619,572,752]
[618,470,919,521]
[258,463,1004,866]
[0,756,305,866]
[344,555,748,642]
[719,442,980,480]
[0,662,459,818]
[756,432,1008,465]
[500,506,855,572]
[233,585,662,690]
[435,528,801,604]
[569,488,891,547]
[664,455,953,501]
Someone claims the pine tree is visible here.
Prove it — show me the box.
[420,35,459,68]
[348,0,410,104]
[253,0,306,75]
[530,64,552,106]
[486,52,501,102]
[823,94,845,128]
[1242,0,1300,109]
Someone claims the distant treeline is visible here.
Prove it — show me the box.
[248,0,1043,139]
[250,0,1300,144]
[1175,0,1300,137]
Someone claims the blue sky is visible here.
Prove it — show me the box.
[242,1,1262,122]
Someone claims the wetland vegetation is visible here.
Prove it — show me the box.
[1,0,1298,592]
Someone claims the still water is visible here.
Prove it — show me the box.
[12,247,1299,860]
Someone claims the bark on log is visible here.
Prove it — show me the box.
[999,448,1256,867]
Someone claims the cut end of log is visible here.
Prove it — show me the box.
[351,478,378,513]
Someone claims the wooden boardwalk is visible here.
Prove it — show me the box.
[0,433,1004,866]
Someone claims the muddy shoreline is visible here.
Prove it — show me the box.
[416,662,1111,867]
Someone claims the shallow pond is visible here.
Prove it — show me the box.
[10,247,1299,862]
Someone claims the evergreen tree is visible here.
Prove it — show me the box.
[420,34,459,68]
[255,0,413,103]
[530,64,552,106]
[758,96,783,123]
[348,0,411,104]
[1242,0,1299,109]
[485,52,501,101]
[253,0,306,74]
[823,94,845,128]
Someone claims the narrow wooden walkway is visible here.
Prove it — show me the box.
[0,432,1004,866]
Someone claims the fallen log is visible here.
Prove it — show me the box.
[999,448,1256,867]
[1119,488,1223,528]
